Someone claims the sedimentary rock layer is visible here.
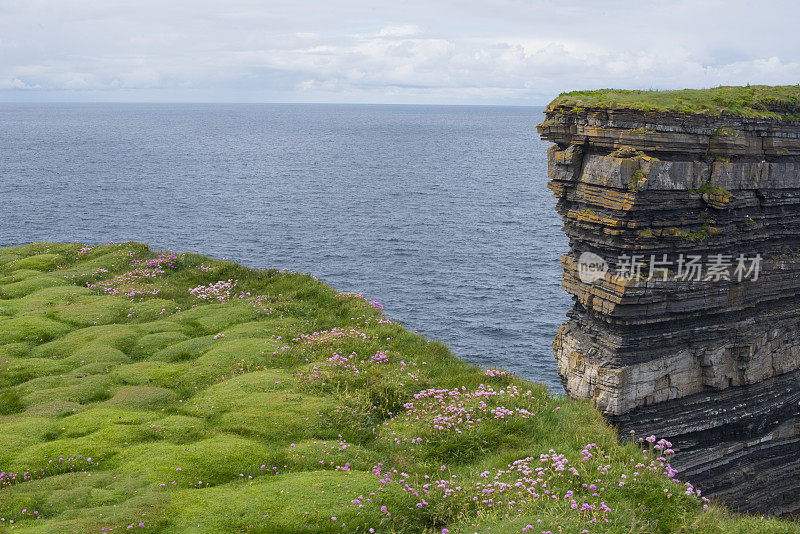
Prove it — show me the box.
[539,106,800,516]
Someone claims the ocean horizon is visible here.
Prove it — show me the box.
[0,102,569,389]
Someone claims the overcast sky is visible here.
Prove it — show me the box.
[1,0,799,105]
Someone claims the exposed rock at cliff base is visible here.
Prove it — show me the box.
[539,102,800,517]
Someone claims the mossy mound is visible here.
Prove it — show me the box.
[0,242,796,533]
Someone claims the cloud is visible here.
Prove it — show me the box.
[376,25,422,37]
[0,1,798,104]
[0,78,39,89]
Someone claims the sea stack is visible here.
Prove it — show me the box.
[539,87,800,516]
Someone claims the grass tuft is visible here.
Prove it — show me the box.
[548,84,800,120]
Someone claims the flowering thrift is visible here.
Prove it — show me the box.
[378,384,536,451]
[347,437,709,533]
[1,455,95,490]
[189,279,238,302]
[340,292,384,311]
[0,243,784,534]
[87,252,178,298]
[293,327,370,346]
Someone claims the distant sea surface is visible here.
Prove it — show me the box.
[0,103,569,389]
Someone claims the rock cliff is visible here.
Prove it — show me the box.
[539,100,800,517]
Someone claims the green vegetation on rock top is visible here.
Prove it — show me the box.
[548,85,800,120]
[0,242,797,533]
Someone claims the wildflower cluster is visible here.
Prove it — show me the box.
[189,279,237,302]
[87,253,177,298]
[0,509,41,526]
[1,455,93,490]
[293,327,369,346]
[340,292,384,311]
[371,350,390,364]
[346,434,710,533]
[379,384,536,447]
[350,312,393,326]
[185,277,278,315]
[367,450,617,524]
[298,348,425,391]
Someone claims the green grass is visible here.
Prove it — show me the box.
[0,242,796,533]
[548,85,800,120]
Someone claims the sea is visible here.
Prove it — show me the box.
[0,103,569,390]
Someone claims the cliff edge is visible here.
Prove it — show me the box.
[539,85,800,517]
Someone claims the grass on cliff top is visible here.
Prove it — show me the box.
[0,242,797,533]
[548,85,800,120]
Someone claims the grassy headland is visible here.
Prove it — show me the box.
[0,242,796,533]
[548,85,800,120]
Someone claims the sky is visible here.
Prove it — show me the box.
[1,0,799,105]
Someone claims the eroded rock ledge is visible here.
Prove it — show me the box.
[539,105,800,517]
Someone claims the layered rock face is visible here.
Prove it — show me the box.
[539,107,800,516]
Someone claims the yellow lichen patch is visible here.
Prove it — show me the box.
[568,351,587,373]
[547,180,567,197]
[579,185,638,212]
[704,190,732,209]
